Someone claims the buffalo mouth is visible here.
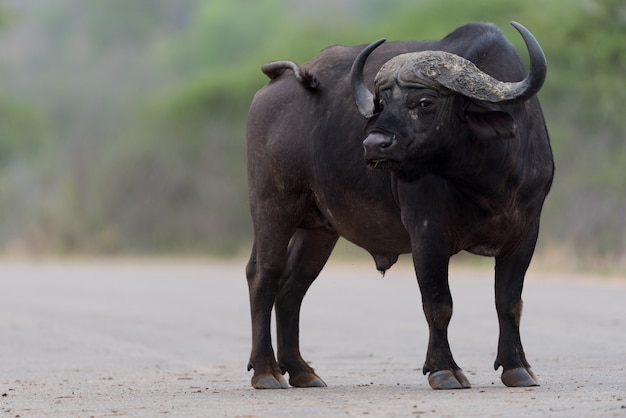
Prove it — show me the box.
[366,157,397,169]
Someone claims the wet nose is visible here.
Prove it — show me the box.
[363,132,395,153]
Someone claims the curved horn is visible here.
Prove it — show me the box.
[441,21,546,103]
[350,39,386,118]
[507,21,547,102]
[381,22,546,104]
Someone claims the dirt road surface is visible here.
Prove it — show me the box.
[1,260,624,417]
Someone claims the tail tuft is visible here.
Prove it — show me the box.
[261,60,319,90]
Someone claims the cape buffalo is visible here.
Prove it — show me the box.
[245,21,554,390]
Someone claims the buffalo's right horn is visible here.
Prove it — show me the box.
[350,38,386,118]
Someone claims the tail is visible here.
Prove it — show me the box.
[261,60,319,90]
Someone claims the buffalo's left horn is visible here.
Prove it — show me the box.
[505,21,547,103]
[454,21,546,104]
[350,38,386,118]
[386,22,546,104]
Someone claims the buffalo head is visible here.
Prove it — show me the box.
[350,22,546,173]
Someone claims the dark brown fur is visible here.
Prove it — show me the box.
[246,22,553,389]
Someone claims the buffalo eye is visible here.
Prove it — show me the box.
[406,92,436,111]
[374,97,386,114]
[420,98,434,108]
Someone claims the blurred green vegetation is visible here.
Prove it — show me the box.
[0,0,624,271]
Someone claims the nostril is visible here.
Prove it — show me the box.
[378,134,395,149]
[363,133,395,152]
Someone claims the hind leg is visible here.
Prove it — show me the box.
[275,228,338,387]
[246,195,306,389]
[246,240,289,389]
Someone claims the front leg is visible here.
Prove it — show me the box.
[410,226,471,390]
[493,222,540,387]
[398,177,470,390]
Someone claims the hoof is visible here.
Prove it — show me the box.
[289,372,327,388]
[428,370,471,390]
[252,373,290,389]
[501,367,539,387]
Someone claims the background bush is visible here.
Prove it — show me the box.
[0,0,624,271]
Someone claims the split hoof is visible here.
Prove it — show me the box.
[289,372,327,388]
[252,373,290,389]
[428,370,471,390]
[501,367,539,387]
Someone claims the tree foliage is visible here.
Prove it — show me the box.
[0,0,624,269]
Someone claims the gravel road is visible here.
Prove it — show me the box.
[0,259,624,417]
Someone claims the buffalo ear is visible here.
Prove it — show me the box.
[464,109,517,141]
